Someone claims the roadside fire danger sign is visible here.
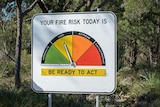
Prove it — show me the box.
[32,12,116,94]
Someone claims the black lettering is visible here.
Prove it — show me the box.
[68,19,80,24]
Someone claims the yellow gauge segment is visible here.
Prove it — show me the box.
[53,35,72,61]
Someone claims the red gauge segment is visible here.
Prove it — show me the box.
[76,44,102,65]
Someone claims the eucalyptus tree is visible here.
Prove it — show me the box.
[119,0,160,70]
[1,0,47,88]
[15,0,47,88]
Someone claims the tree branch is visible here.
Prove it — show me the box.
[22,0,48,17]
[84,0,94,11]
[16,0,22,9]
[92,0,109,11]
[63,0,72,11]
[22,0,40,17]
[2,41,15,62]
[37,0,48,13]
[74,0,87,12]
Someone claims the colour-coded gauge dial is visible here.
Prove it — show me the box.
[41,31,105,66]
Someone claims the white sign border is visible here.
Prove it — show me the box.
[31,11,117,94]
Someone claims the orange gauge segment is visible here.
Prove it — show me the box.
[72,35,92,62]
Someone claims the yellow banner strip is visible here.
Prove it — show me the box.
[41,68,106,76]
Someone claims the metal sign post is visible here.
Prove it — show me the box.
[96,95,99,107]
[48,93,52,107]
[95,8,100,107]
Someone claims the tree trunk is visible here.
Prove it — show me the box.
[130,39,138,69]
[14,0,47,89]
[147,47,153,70]
[15,0,22,89]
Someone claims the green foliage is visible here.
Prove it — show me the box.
[118,0,160,70]
[22,23,31,51]
[0,21,16,58]
[116,84,129,95]
[117,41,125,70]
[0,80,92,107]
[130,71,160,97]
[0,81,48,107]
[53,94,91,107]
[0,60,14,78]
[118,67,134,78]
[121,0,153,20]
[136,92,160,107]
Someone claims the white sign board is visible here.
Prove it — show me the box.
[32,12,116,94]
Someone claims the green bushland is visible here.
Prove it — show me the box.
[117,67,160,107]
